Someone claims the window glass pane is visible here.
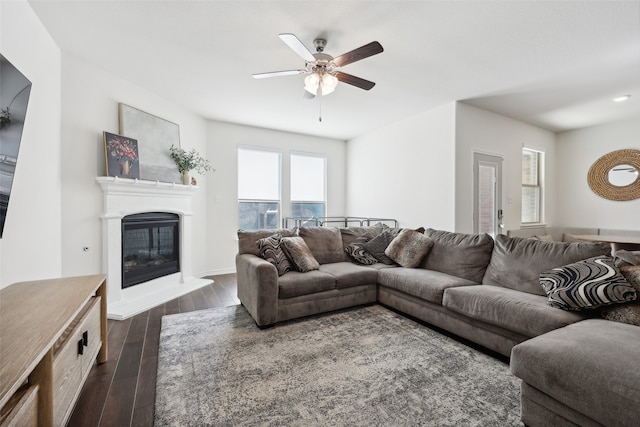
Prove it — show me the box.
[522,187,540,223]
[522,149,539,186]
[238,148,280,200]
[477,164,495,236]
[238,201,279,230]
[291,154,325,202]
[291,202,325,219]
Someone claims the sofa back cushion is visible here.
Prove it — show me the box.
[482,234,612,295]
[423,229,494,283]
[237,228,297,256]
[299,227,347,264]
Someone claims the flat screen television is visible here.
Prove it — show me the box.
[0,54,32,238]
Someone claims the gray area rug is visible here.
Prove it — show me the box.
[155,305,522,426]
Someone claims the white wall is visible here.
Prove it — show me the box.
[60,53,210,279]
[205,121,346,274]
[0,0,62,288]
[556,118,640,229]
[455,103,556,233]
[346,103,457,230]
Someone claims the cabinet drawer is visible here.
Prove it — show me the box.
[0,385,38,427]
[78,297,102,375]
[52,297,101,426]
[52,334,83,426]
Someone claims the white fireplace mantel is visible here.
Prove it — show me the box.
[96,176,212,320]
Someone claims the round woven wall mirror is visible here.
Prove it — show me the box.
[587,149,640,201]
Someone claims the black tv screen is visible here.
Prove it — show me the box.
[0,54,32,238]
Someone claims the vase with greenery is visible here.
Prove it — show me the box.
[169,145,214,185]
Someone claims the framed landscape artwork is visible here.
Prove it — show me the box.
[103,132,140,179]
[118,103,181,183]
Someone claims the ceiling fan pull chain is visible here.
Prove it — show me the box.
[318,85,323,122]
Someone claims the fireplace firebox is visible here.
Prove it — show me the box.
[121,212,180,288]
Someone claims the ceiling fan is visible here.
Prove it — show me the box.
[253,33,384,98]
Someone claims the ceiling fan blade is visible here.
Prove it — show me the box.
[303,90,315,99]
[335,72,376,90]
[279,33,316,62]
[253,70,306,79]
[332,41,383,67]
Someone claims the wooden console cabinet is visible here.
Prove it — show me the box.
[0,275,107,426]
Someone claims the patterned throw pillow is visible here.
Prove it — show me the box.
[345,234,379,265]
[256,234,292,276]
[540,256,637,311]
[601,265,640,326]
[385,229,434,268]
[362,229,402,265]
[281,237,320,272]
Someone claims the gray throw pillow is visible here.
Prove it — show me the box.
[541,256,636,311]
[237,228,297,256]
[601,265,640,325]
[345,234,379,265]
[483,234,612,295]
[281,237,320,272]
[256,234,292,276]
[362,229,402,265]
[385,229,434,268]
[339,225,387,249]
[424,228,494,283]
[614,250,640,267]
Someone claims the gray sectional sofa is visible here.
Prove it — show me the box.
[236,225,640,426]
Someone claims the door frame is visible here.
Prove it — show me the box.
[473,152,504,236]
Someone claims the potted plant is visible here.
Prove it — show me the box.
[169,145,214,185]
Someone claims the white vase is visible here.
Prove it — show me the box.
[181,172,190,185]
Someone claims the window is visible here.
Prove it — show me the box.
[290,153,326,219]
[522,148,543,224]
[238,148,281,230]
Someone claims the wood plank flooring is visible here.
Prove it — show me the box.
[68,274,239,427]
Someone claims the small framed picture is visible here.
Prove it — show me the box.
[103,131,140,179]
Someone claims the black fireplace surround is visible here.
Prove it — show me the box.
[121,212,180,288]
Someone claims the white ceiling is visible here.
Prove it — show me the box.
[28,0,640,140]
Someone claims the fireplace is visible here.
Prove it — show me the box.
[122,212,180,288]
[97,176,212,320]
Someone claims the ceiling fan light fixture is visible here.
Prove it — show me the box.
[304,73,320,95]
[304,72,338,96]
[321,73,338,95]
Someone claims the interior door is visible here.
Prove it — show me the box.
[473,153,503,237]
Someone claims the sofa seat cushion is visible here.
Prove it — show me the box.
[482,234,611,296]
[318,262,379,289]
[378,268,477,305]
[511,319,640,427]
[278,270,336,299]
[443,285,589,338]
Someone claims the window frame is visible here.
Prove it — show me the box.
[237,146,282,230]
[289,151,327,219]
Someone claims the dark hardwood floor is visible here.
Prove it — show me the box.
[68,274,239,427]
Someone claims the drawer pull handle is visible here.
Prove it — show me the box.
[78,339,84,355]
[83,331,89,346]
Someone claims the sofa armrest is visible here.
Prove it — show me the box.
[236,253,279,327]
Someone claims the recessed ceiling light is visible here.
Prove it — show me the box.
[612,95,631,102]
